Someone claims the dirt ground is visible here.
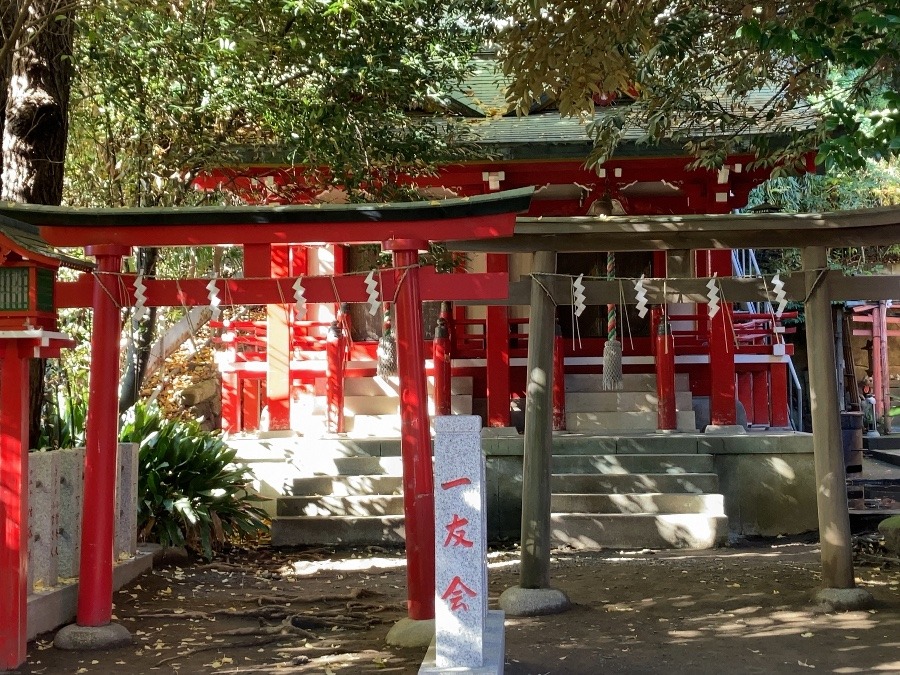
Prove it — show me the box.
[14,536,900,675]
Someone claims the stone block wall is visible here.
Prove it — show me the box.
[27,443,139,593]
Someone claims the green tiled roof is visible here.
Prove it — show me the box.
[0,214,93,270]
[448,54,817,155]
[449,53,512,117]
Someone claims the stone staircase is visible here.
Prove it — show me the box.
[272,454,406,546]
[299,373,473,436]
[565,373,697,433]
[547,445,726,549]
[267,434,728,550]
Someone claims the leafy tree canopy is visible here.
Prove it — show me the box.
[497,0,899,174]
[67,0,491,207]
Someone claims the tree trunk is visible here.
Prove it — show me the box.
[2,0,73,203]
[2,0,74,448]
[0,2,17,184]
[119,248,159,415]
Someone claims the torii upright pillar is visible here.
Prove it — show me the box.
[55,246,133,650]
[0,340,30,670]
[499,250,570,616]
[802,247,870,608]
[383,239,435,628]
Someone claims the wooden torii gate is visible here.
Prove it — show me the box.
[0,188,532,669]
[450,205,900,613]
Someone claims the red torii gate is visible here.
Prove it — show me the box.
[0,188,531,668]
[0,217,89,669]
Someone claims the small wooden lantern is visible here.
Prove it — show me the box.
[0,215,92,331]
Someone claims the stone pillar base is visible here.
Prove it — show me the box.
[498,586,570,616]
[419,610,505,674]
[54,622,132,651]
[815,587,874,612]
[386,617,435,648]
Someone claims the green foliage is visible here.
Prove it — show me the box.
[67,0,490,206]
[36,376,87,451]
[120,403,269,559]
[498,1,899,172]
[265,0,490,200]
[36,309,93,451]
[748,158,900,273]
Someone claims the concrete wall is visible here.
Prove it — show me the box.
[479,433,818,540]
[707,434,819,536]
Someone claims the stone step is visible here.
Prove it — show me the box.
[565,373,690,393]
[551,454,714,475]
[551,472,719,495]
[548,434,705,455]
[291,475,403,496]
[565,391,693,413]
[311,394,472,416]
[314,375,473,396]
[271,515,405,546]
[277,495,404,517]
[550,492,724,515]
[329,456,403,475]
[567,410,696,433]
[343,414,403,436]
[550,513,728,550]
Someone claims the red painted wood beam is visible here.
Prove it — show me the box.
[656,317,677,431]
[385,239,435,622]
[707,249,738,427]
[325,321,346,434]
[56,270,510,309]
[0,340,29,670]
[752,369,770,427]
[35,212,522,248]
[266,245,291,430]
[78,245,129,627]
[770,363,790,428]
[486,254,510,427]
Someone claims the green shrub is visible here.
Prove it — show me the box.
[120,403,269,559]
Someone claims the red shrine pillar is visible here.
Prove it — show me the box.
[383,238,435,621]
[0,340,30,669]
[704,249,738,428]
[245,244,291,431]
[78,245,129,626]
[486,253,510,427]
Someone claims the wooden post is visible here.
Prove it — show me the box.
[242,379,260,432]
[384,239,435,621]
[873,302,889,431]
[770,363,790,428]
[0,340,30,669]
[707,250,737,427]
[433,317,452,417]
[738,372,754,425]
[752,369,770,428]
[78,245,128,626]
[802,246,855,589]
[552,324,566,431]
[656,315,677,431]
[486,254,510,427]
[520,250,556,589]
[268,245,291,430]
[325,320,345,434]
[220,371,240,433]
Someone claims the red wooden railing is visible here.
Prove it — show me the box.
[214,307,798,433]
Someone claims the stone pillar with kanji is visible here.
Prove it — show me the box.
[421,414,505,674]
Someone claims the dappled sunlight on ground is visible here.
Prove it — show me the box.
[14,539,900,674]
